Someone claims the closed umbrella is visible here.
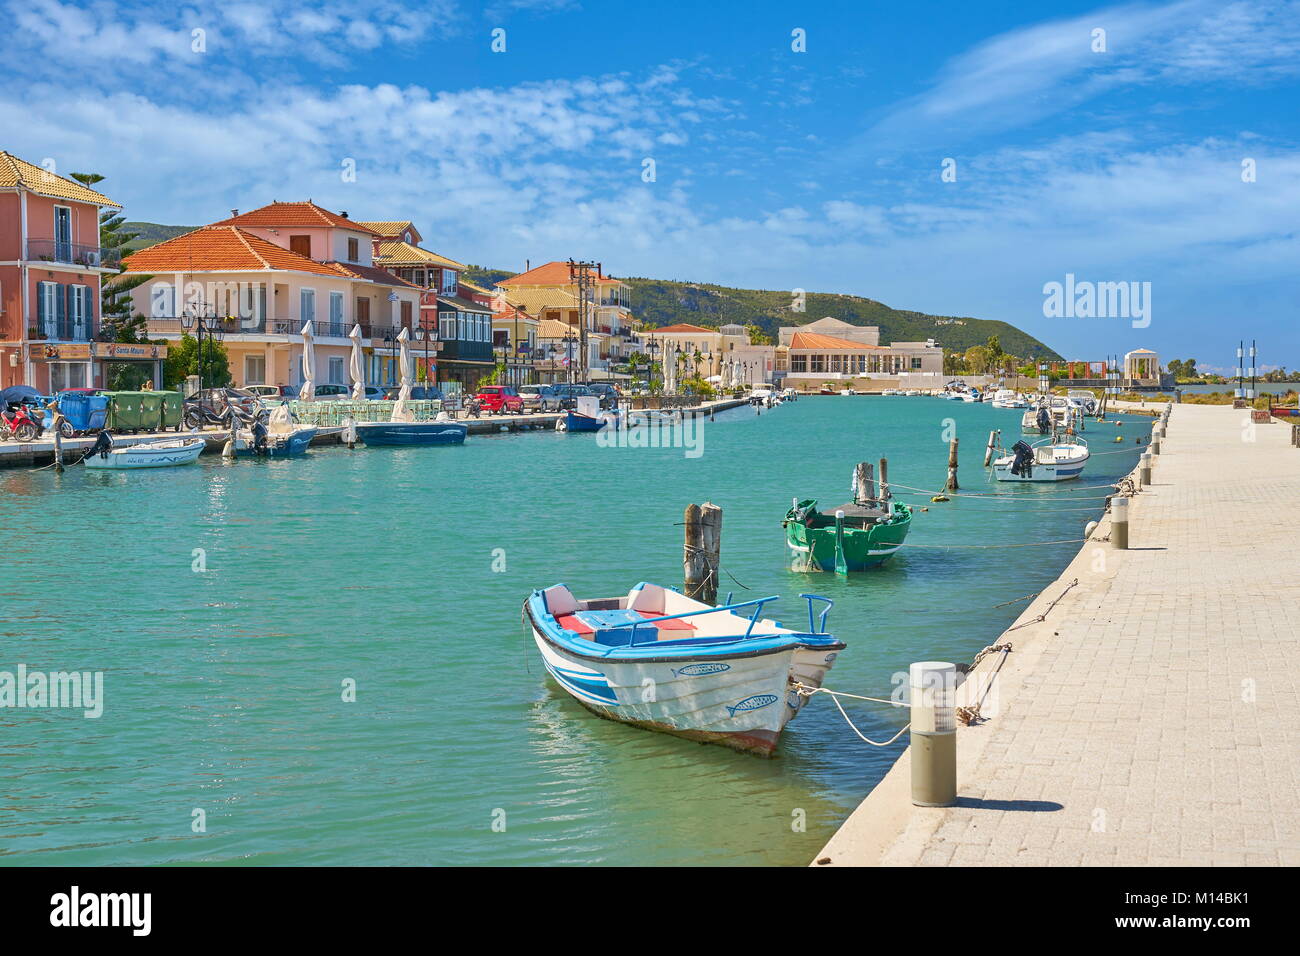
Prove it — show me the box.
[348,324,365,399]
[391,326,414,422]
[299,320,316,403]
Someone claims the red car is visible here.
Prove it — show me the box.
[475,385,524,415]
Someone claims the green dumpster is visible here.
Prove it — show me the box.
[157,391,183,430]
[103,391,148,432]
[137,392,164,431]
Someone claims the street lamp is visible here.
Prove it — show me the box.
[646,337,660,393]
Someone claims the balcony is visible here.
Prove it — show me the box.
[26,239,121,270]
[26,321,97,343]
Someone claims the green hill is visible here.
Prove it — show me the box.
[463,266,1060,359]
[121,222,196,252]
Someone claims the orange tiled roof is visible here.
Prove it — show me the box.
[650,323,715,335]
[328,261,418,288]
[212,201,380,235]
[500,260,619,286]
[121,226,348,277]
[789,331,885,350]
[0,151,121,207]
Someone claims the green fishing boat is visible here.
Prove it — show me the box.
[782,460,914,573]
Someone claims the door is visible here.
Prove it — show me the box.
[54,206,72,261]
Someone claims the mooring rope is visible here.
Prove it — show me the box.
[793,683,911,747]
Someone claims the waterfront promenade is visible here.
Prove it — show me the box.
[816,402,1300,866]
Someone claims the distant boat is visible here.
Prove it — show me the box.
[233,406,317,456]
[557,395,619,432]
[524,581,843,756]
[993,437,1090,482]
[356,417,467,445]
[83,434,205,469]
[784,498,913,572]
[1270,404,1298,419]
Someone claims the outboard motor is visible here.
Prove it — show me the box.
[251,419,270,456]
[1035,406,1051,434]
[89,430,114,460]
[1010,440,1035,477]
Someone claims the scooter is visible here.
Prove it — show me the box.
[0,401,44,442]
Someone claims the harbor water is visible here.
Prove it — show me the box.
[0,397,1150,865]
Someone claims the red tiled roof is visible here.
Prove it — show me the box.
[121,226,348,277]
[328,262,418,288]
[789,331,885,350]
[211,201,380,235]
[650,323,715,334]
[500,260,617,285]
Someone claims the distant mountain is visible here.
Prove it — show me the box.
[463,266,1061,359]
[121,222,196,252]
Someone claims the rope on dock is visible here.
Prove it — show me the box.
[793,683,911,747]
[1006,578,1079,632]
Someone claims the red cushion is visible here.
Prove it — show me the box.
[637,610,694,630]
[557,614,595,635]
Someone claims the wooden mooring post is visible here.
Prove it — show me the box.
[683,502,722,604]
[983,429,1000,467]
[878,457,890,502]
[945,438,959,491]
[853,462,875,504]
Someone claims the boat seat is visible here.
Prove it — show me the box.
[827,502,890,521]
[627,582,669,614]
[556,614,595,635]
[542,584,579,616]
[636,610,694,630]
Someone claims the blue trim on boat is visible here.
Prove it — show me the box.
[563,412,605,432]
[356,422,468,446]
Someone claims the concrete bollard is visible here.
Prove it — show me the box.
[1139,451,1152,487]
[1152,433,1161,455]
[1110,496,1129,550]
[910,661,957,808]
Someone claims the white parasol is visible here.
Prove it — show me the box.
[299,320,316,402]
[391,326,414,422]
[348,324,365,399]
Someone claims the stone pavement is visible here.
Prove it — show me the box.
[816,403,1300,866]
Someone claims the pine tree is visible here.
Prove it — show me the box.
[70,171,151,342]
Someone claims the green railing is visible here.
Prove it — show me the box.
[287,400,444,427]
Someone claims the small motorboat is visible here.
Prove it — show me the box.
[990,389,1028,409]
[993,436,1090,482]
[83,432,205,469]
[524,582,843,756]
[356,412,467,446]
[1269,404,1298,419]
[233,405,317,456]
[557,396,618,432]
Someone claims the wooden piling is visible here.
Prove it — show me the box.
[52,426,64,473]
[684,502,722,605]
[878,457,890,502]
[983,429,999,467]
[945,438,959,491]
[853,462,876,504]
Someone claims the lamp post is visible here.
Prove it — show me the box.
[562,332,577,385]
[646,337,660,393]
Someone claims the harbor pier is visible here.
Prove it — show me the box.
[815,402,1300,866]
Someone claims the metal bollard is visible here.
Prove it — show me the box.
[1110,496,1129,550]
[910,661,957,808]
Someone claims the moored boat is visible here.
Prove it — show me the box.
[992,436,1090,482]
[783,461,913,572]
[356,415,468,445]
[524,582,843,756]
[83,433,205,469]
[232,405,318,456]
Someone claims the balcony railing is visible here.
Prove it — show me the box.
[26,239,121,270]
[27,321,97,342]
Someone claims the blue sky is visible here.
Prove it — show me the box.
[3,0,1297,370]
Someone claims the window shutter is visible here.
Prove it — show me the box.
[56,282,67,338]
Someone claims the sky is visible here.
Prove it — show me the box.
[2,0,1297,370]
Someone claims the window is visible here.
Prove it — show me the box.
[440,314,454,339]
[300,288,316,323]
[347,237,359,262]
[911,357,923,370]
[68,284,91,340]
[329,291,344,333]
[245,355,266,384]
[50,362,87,391]
[36,281,59,337]
[329,356,345,384]
[289,235,312,258]
[441,269,458,295]
[54,206,72,259]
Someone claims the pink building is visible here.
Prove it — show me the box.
[0,151,160,391]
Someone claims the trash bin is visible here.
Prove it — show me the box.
[103,392,148,432]
[157,391,183,430]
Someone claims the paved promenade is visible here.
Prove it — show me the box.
[817,403,1300,866]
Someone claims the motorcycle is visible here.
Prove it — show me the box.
[1,401,44,442]
[463,396,483,419]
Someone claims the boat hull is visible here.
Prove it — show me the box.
[84,440,205,469]
[528,624,838,756]
[560,411,605,432]
[356,421,468,445]
[784,502,913,573]
[235,426,318,456]
[992,449,1090,481]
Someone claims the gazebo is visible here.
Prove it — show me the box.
[1123,348,1160,386]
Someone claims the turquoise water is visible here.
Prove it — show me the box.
[0,398,1149,866]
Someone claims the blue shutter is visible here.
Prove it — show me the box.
[56,283,68,339]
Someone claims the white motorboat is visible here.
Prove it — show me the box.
[83,434,205,469]
[993,437,1090,482]
[990,389,1028,409]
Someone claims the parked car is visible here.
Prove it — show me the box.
[310,384,351,401]
[475,384,524,415]
[549,384,597,411]
[246,384,299,402]
[517,384,560,412]
[579,382,620,409]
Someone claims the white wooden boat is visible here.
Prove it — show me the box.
[524,582,843,756]
[993,437,1090,482]
[83,436,205,469]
